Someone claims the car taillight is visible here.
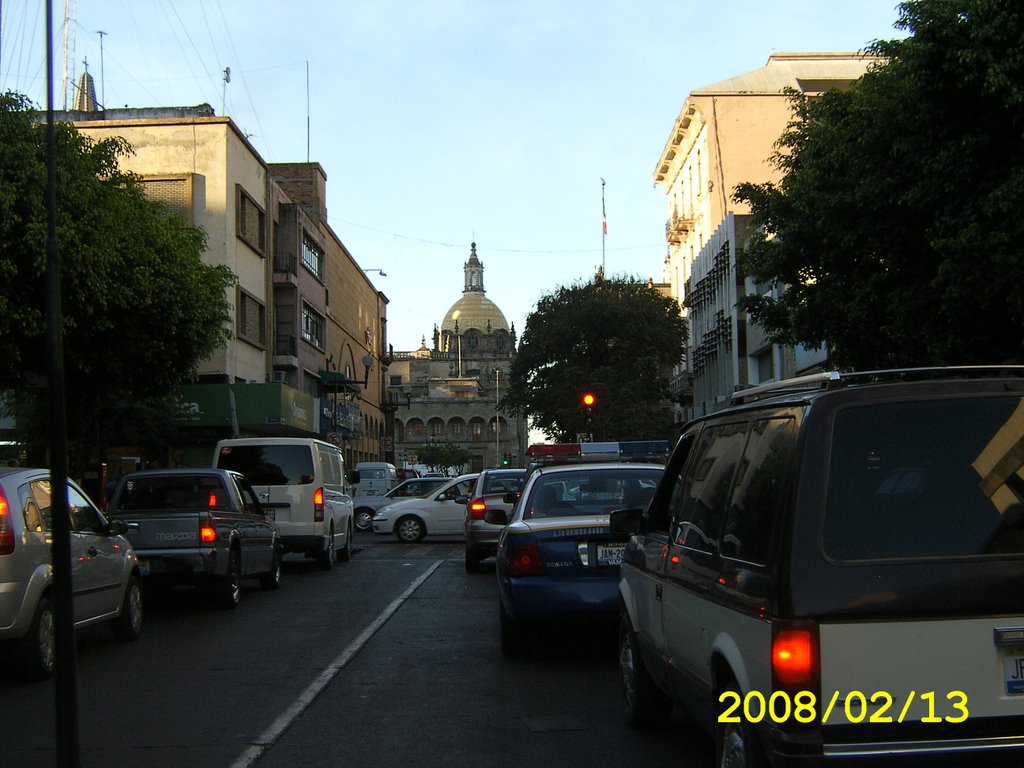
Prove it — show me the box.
[468,498,487,520]
[0,490,13,555]
[771,621,819,688]
[313,487,324,522]
[505,541,544,576]
[199,515,217,544]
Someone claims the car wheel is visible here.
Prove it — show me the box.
[317,525,337,571]
[338,522,353,562]
[259,547,283,590]
[111,575,144,641]
[619,614,671,728]
[214,550,242,609]
[716,678,768,768]
[395,516,425,543]
[499,600,525,657]
[464,546,481,573]
[354,508,374,532]
[17,595,55,680]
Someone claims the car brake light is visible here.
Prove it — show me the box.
[313,487,324,522]
[772,623,818,686]
[0,490,13,555]
[468,498,487,520]
[199,515,217,544]
[505,541,544,576]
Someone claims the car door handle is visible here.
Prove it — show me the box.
[656,584,663,601]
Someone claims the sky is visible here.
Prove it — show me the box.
[1,0,905,353]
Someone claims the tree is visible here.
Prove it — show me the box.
[417,442,471,475]
[504,276,686,442]
[0,92,235,468]
[732,0,1024,369]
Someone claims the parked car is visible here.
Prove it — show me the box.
[613,368,1024,767]
[109,468,282,609]
[0,468,143,679]
[354,476,450,532]
[214,438,357,569]
[371,474,479,542]
[463,468,526,572]
[490,462,662,655]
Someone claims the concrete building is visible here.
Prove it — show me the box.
[387,243,528,472]
[65,105,387,470]
[654,53,881,419]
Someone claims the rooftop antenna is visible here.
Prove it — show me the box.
[97,30,106,109]
[222,66,230,115]
[61,0,77,109]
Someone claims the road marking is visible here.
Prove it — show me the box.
[229,558,446,768]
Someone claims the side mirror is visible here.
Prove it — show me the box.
[454,495,469,504]
[609,507,644,535]
[502,491,521,504]
[348,470,361,485]
[483,508,509,526]
[107,518,128,536]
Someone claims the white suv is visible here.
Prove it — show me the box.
[0,468,143,679]
[613,368,1024,767]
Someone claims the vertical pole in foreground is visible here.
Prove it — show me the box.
[46,1,82,765]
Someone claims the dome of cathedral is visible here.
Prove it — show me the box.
[441,293,509,335]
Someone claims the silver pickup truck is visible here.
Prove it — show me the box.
[108,468,282,609]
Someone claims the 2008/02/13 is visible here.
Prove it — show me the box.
[718,690,970,725]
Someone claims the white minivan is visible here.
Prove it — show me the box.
[353,462,398,498]
[214,438,358,569]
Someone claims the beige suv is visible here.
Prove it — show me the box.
[614,368,1024,767]
[0,468,143,679]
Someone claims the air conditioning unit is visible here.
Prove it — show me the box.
[270,371,288,384]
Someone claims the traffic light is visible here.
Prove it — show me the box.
[501,452,510,466]
[582,392,596,425]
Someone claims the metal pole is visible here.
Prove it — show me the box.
[495,369,500,465]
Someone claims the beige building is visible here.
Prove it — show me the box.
[387,244,527,472]
[65,105,388,469]
[654,53,881,418]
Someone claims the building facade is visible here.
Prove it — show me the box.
[654,53,881,419]
[64,106,388,472]
[387,244,527,472]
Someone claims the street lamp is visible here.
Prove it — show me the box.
[363,268,387,277]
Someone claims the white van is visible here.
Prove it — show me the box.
[353,462,398,498]
[214,438,358,569]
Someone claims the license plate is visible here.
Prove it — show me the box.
[597,543,626,566]
[1004,651,1024,695]
[138,559,150,576]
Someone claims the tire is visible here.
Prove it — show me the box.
[338,522,353,563]
[111,575,144,641]
[499,600,525,657]
[16,595,55,680]
[259,547,283,590]
[395,516,425,543]
[214,550,242,609]
[619,615,671,728]
[354,508,374,532]
[317,525,337,571]
[464,546,481,573]
[716,678,769,768]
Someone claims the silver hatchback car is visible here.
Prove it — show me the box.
[0,468,143,679]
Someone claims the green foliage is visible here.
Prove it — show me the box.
[417,442,471,475]
[0,91,235,465]
[504,276,686,442]
[733,0,1024,369]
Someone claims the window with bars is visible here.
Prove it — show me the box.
[237,289,266,347]
[301,235,323,279]
[301,304,325,349]
[237,186,266,255]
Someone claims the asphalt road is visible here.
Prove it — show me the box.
[0,533,713,768]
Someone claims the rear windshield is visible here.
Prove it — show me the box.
[216,445,314,486]
[483,472,525,495]
[824,396,1024,560]
[524,467,662,518]
[359,469,390,480]
[116,474,228,511]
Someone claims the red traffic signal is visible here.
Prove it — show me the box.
[581,393,596,408]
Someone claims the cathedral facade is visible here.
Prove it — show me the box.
[386,244,528,472]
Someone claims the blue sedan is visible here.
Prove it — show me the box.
[491,462,663,655]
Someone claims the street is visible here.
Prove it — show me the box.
[0,534,712,768]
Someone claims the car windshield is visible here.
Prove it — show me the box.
[824,395,1024,560]
[523,468,662,518]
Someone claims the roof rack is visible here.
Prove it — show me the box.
[730,366,1024,406]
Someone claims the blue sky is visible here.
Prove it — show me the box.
[2,0,904,352]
